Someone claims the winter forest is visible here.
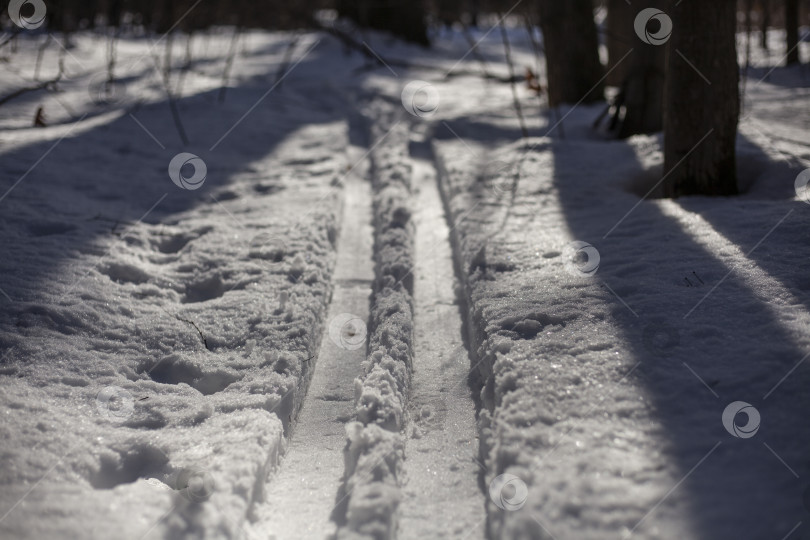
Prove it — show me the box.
[1,0,809,539]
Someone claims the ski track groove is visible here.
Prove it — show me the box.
[398,135,484,539]
[250,137,375,540]
[252,102,485,540]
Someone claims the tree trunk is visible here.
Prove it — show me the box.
[663,0,739,197]
[607,0,666,137]
[337,0,429,46]
[760,0,770,50]
[785,0,801,65]
[537,0,604,107]
[606,0,633,87]
[156,0,175,34]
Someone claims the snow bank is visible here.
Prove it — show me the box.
[433,90,810,538]
[0,32,348,539]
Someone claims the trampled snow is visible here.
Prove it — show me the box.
[0,19,808,540]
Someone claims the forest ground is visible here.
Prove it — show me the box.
[0,17,809,540]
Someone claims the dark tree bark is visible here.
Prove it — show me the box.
[337,0,430,46]
[663,0,739,197]
[785,0,801,65]
[45,1,66,32]
[606,0,633,87]
[107,0,123,28]
[156,0,175,34]
[760,0,770,50]
[607,0,666,137]
[75,0,98,28]
[537,0,604,107]
[436,0,463,27]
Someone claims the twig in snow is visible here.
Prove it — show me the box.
[523,13,544,80]
[274,33,301,87]
[149,34,189,145]
[176,31,194,97]
[0,60,64,107]
[218,25,241,103]
[0,28,21,50]
[107,27,120,91]
[34,34,52,81]
[741,0,754,115]
[498,15,529,139]
[33,106,46,127]
[173,313,210,350]
[461,23,492,79]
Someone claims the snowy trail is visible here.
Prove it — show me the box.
[398,136,484,539]
[252,141,375,539]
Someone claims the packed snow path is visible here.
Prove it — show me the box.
[248,104,482,539]
[398,133,483,539]
[252,139,375,539]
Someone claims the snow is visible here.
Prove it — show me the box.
[335,100,414,538]
[398,128,483,538]
[0,17,809,540]
[430,59,810,538]
[0,30,349,539]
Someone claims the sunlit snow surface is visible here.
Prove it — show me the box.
[0,22,808,540]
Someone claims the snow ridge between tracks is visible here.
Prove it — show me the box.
[335,100,414,540]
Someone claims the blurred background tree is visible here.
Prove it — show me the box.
[606,0,666,137]
[336,0,429,46]
[4,0,809,197]
[536,0,603,106]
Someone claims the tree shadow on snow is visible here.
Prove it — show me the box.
[0,39,348,316]
[550,122,810,539]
